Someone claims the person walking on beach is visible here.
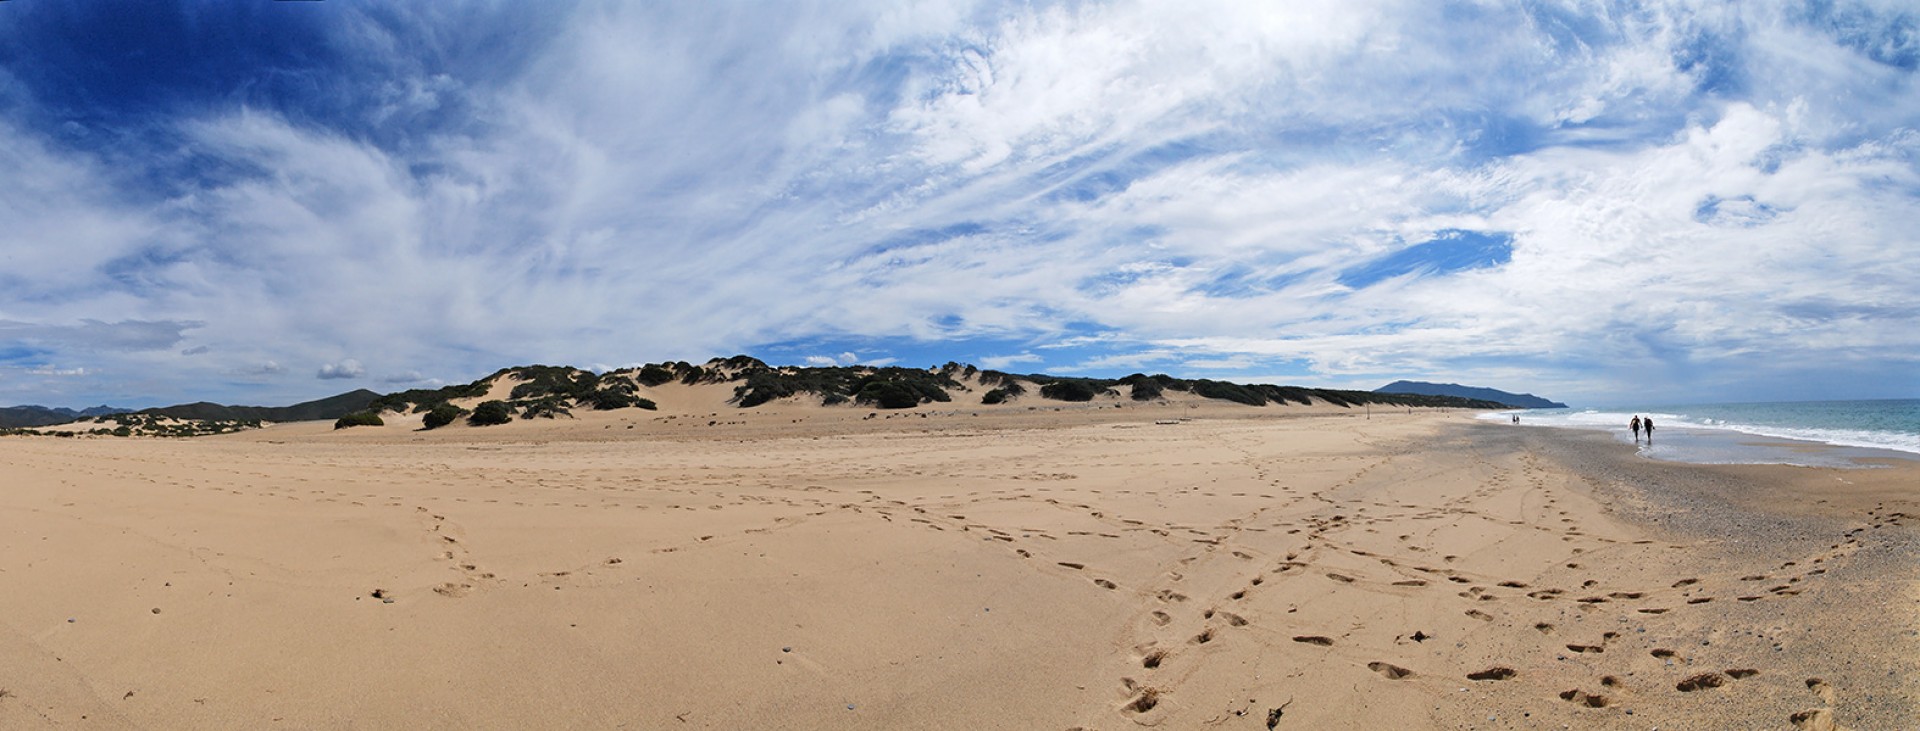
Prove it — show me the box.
[1630,415,1642,443]
[1643,417,1655,442]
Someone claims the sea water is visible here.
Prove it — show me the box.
[1478,399,1920,467]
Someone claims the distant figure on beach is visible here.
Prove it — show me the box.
[1512,414,1520,424]
[1643,417,1655,442]
[1630,415,1642,442]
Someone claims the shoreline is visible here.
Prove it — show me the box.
[1484,412,1920,468]
[2,409,1913,728]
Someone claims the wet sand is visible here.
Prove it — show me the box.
[1,407,1913,729]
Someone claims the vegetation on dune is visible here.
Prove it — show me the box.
[1037,379,1106,402]
[976,371,1510,410]
[331,355,1510,426]
[1119,373,1168,401]
[1,412,262,438]
[367,363,662,425]
[333,411,384,429]
[468,400,513,426]
[635,364,677,387]
[422,403,467,430]
[367,380,492,415]
[641,358,965,409]
[852,375,954,409]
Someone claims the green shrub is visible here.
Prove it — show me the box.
[982,388,1012,405]
[852,376,951,409]
[422,403,466,430]
[468,400,513,426]
[1191,380,1266,406]
[854,381,923,409]
[518,398,570,420]
[1040,380,1099,402]
[333,411,385,429]
[586,389,639,410]
[636,364,676,386]
[1128,380,1164,401]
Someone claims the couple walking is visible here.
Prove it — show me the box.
[1630,415,1655,443]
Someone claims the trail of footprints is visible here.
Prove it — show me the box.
[1093,451,1901,724]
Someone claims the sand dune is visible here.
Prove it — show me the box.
[1,406,1912,728]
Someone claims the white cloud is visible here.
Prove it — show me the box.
[317,359,366,380]
[1,3,1916,406]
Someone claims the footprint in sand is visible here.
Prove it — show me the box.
[1122,688,1160,714]
[1807,677,1836,703]
[1789,708,1846,731]
[1558,689,1609,707]
[1676,672,1727,692]
[1367,662,1414,680]
[1467,667,1516,681]
[1292,635,1334,646]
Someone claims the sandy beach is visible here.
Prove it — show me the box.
[2,404,1915,729]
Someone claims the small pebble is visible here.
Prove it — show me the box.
[151,608,161,614]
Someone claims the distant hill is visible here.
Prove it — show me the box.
[141,389,380,423]
[1375,381,1566,409]
[0,404,130,428]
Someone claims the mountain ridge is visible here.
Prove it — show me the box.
[0,404,131,428]
[1374,380,1566,409]
[140,389,382,423]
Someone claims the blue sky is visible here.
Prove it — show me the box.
[2,1,1917,408]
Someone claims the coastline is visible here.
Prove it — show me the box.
[1483,401,1920,466]
[1,407,1912,728]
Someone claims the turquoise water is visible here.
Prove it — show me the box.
[1479,399,1920,466]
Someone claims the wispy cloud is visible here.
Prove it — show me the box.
[977,353,1045,370]
[0,2,1915,406]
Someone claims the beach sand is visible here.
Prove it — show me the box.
[2,404,1914,729]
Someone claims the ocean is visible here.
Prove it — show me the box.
[1478,399,1920,467]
